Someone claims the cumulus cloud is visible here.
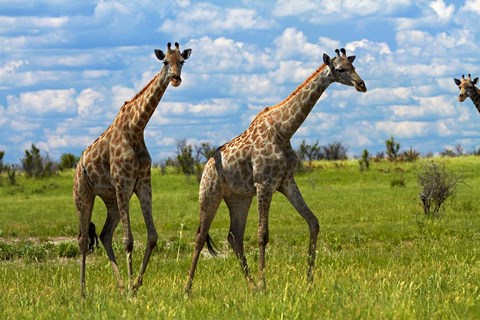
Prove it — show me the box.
[156,99,240,117]
[6,89,77,115]
[461,0,480,15]
[76,88,105,116]
[273,0,412,21]
[375,120,428,138]
[159,3,272,38]
[186,36,273,73]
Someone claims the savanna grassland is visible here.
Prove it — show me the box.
[1,157,480,319]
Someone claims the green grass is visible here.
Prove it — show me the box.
[1,157,480,319]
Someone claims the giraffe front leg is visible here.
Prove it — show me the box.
[256,183,273,290]
[280,179,319,283]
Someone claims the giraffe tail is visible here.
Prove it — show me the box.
[206,233,219,257]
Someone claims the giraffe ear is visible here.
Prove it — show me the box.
[454,78,461,86]
[323,53,332,66]
[473,77,479,85]
[154,49,165,61]
[347,55,356,63]
[181,49,192,60]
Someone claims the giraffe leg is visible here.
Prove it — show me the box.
[256,183,274,290]
[224,194,255,289]
[73,177,94,297]
[99,199,123,292]
[279,179,319,283]
[185,160,223,294]
[114,182,135,292]
[133,177,158,292]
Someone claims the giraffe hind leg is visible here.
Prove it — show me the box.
[99,200,124,292]
[74,186,94,297]
[185,162,223,294]
[224,194,255,289]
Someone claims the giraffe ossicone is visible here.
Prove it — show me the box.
[74,42,191,296]
[185,48,366,293]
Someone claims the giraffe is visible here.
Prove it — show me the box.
[185,48,366,293]
[454,74,480,114]
[74,42,191,296]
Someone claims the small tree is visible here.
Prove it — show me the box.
[297,140,321,169]
[402,147,420,162]
[321,141,348,160]
[417,161,462,217]
[358,149,370,171]
[0,150,4,174]
[59,153,79,171]
[176,139,195,176]
[194,142,217,163]
[21,144,55,178]
[385,136,400,161]
[7,165,16,185]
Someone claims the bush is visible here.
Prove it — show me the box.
[58,153,79,171]
[386,136,400,161]
[321,141,348,160]
[21,144,55,178]
[417,161,463,217]
[359,149,370,171]
[176,139,195,176]
[402,147,420,162]
[57,242,79,258]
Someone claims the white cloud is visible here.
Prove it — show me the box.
[76,88,105,116]
[461,0,480,14]
[186,36,273,72]
[159,4,272,38]
[345,39,392,55]
[390,95,456,119]
[375,120,428,138]
[429,0,455,22]
[0,16,68,33]
[7,89,77,115]
[273,0,412,21]
[156,99,240,117]
[274,28,325,60]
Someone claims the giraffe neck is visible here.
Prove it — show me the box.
[470,86,480,114]
[120,67,170,136]
[266,64,333,140]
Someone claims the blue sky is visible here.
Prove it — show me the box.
[1,0,480,164]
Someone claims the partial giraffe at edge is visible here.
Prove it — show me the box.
[454,74,480,114]
[185,48,367,294]
[74,42,192,296]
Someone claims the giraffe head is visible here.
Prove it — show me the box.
[154,42,192,87]
[454,74,479,102]
[323,48,366,93]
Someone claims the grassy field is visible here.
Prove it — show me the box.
[1,157,480,319]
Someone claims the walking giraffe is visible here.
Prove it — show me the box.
[185,48,366,293]
[454,74,480,113]
[74,42,191,296]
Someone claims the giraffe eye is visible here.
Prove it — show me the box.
[163,61,169,66]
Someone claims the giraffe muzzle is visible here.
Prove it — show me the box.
[171,75,182,87]
[354,80,367,93]
[458,94,467,102]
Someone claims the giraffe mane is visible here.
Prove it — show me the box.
[250,63,328,123]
